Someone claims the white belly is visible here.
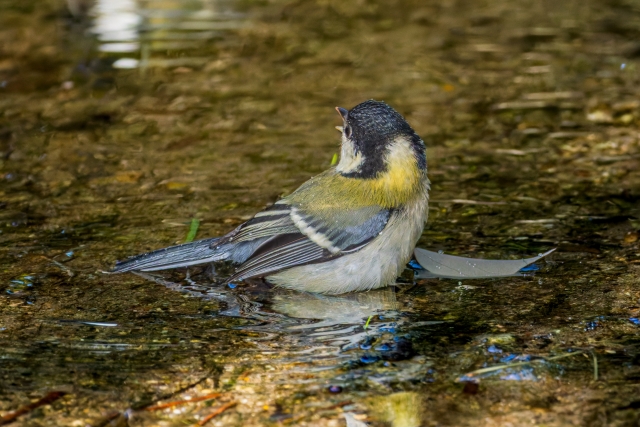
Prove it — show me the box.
[266,194,428,294]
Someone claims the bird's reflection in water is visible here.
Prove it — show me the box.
[271,287,399,327]
[136,270,427,372]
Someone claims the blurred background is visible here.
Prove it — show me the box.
[1,0,639,425]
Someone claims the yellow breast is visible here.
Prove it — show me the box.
[289,137,427,212]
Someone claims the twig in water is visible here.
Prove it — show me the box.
[196,401,237,426]
[323,400,354,411]
[38,255,74,277]
[0,391,66,425]
[133,271,195,295]
[89,411,125,427]
[185,218,201,242]
[145,393,222,411]
[591,350,599,381]
[131,372,213,410]
[88,373,217,426]
[460,351,583,379]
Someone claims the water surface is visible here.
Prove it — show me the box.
[1,0,639,425]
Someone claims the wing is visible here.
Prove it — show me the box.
[225,198,392,282]
[114,170,394,276]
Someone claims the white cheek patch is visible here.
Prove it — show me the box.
[336,133,364,174]
[386,137,417,166]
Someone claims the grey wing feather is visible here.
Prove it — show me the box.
[228,235,328,281]
[225,204,393,281]
[113,200,393,280]
[302,207,392,251]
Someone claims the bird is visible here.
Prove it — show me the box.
[112,100,430,294]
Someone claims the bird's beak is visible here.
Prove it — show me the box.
[335,106,348,121]
[335,126,343,132]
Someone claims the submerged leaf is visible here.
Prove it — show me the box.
[414,248,555,279]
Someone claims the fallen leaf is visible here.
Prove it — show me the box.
[414,248,555,279]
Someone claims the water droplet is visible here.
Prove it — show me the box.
[487,345,502,354]
[360,355,379,364]
[328,385,342,393]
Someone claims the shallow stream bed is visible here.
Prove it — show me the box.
[1,0,640,425]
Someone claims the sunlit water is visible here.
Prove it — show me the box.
[0,0,639,425]
[89,0,244,69]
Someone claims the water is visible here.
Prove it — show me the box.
[1,0,640,425]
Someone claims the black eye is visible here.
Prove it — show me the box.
[344,125,352,138]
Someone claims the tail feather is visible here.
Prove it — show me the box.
[112,237,223,273]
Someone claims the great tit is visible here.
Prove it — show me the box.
[113,100,430,294]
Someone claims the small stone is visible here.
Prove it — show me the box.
[587,110,613,123]
[115,171,143,183]
[624,232,638,244]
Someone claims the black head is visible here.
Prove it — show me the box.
[335,100,426,179]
